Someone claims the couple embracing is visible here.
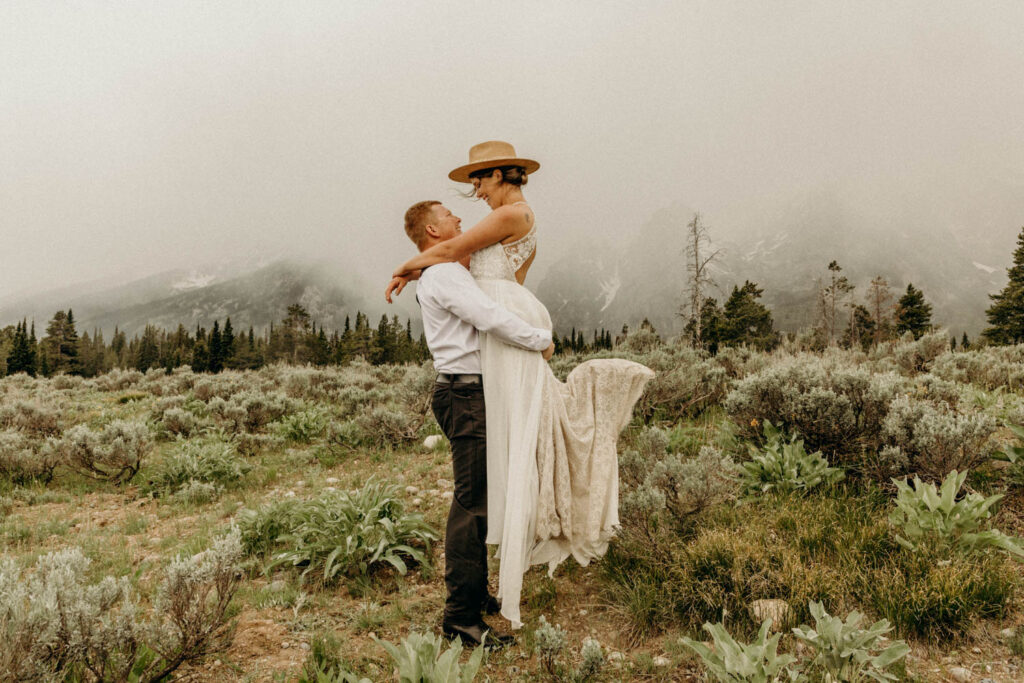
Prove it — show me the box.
[387,141,653,647]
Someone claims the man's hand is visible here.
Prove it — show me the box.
[542,341,555,361]
[385,276,409,303]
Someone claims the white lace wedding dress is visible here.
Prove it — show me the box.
[470,215,655,628]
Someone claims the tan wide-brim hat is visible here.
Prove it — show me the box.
[448,140,540,183]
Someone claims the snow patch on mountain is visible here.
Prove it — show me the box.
[172,272,217,291]
[599,271,621,312]
[973,261,997,274]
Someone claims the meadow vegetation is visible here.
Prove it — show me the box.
[1,333,1024,681]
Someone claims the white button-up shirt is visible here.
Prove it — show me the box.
[416,262,552,374]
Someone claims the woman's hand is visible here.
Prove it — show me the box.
[385,276,409,303]
[385,269,421,303]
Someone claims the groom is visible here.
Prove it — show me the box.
[401,200,554,648]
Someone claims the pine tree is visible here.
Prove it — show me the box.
[136,325,160,372]
[191,339,210,372]
[842,304,876,351]
[6,320,35,376]
[720,281,779,351]
[373,315,394,364]
[222,317,235,367]
[961,332,970,350]
[64,309,81,375]
[209,320,224,373]
[684,297,723,353]
[894,283,933,340]
[983,226,1024,345]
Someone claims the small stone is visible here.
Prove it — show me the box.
[405,486,420,495]
[1000,627,1016,639]
[441,491,453,501]
[296,480,305,487]
[972,647,982,654]
[981,678,996,682]
[607,652,624,662]
[412,498,423,506]
[284,491,296,498]
[281,642,290,649]
[300,642,310,651]
[368,632,376,640]
[750,599,792,630]
[579,609,588,616]
[423,434,444,450]
[326,477,340,484]
[652,655,670,667]
[437,478,452,488]
[949,667,971,683]
[428,489,440,496]
[324,486,337,492]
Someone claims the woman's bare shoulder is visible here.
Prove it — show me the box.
[493,202,534,238]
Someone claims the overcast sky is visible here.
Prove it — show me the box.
[2,1,1023,299]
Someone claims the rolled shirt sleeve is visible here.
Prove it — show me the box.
[432,265,552,352]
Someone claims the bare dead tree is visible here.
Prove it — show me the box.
[867,275,894,345]
[681,212,720,348]
[819,261,854,345]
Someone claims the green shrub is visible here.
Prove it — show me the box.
[602,487,893,637]
[55,420,152,483]
[0,530,242,682]
[723,357,901,463]
[680,620,800,683]
[373,631,484,683]
[354,404,424,449]
[864,551,1014,639]
[535,615,568,677]
[0,429,61,484]
[275,408,329,443]
[739,422,844,495]
[148,440,250,497]
[880,396,996,481]
[647,445,739,519]
[931,345,1024,391]
[791,601,909,682]
[172,480,221,505]
[236,498,301,557]
[241,481,439,582]
[0,401,62,437]
[889,470,1024,558]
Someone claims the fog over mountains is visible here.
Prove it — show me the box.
[2,185,1019,340]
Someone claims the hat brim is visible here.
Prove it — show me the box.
[448,158,540,183]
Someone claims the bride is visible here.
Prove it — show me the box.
[389,141,653,628]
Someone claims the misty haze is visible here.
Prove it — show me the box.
[4,4,1024,682]
[2,3,1023,342]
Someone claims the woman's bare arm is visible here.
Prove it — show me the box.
[391,206,526,278]
[384,270,420,303]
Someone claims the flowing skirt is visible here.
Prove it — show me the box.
[477,278,654,628]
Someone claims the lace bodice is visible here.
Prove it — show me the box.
[470,204,537,282]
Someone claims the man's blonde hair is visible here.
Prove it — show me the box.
[404,200,441,248]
